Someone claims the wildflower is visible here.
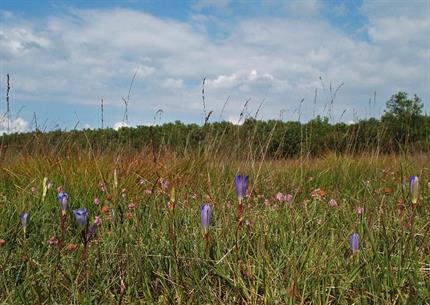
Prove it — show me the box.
[286,194,293,203]
[264,199,270,206]
[57,186,63,193]
[276,192,287,202]
[0,239,6,247]
[235,175,249,200]
[128,203,136,210]
[226,201,232,209]
[101,206,110,214]
[73,208,88,227]
[328,198,337,207]
[57,192,69,214]
[31,186,37,194]
[94,198,100,205]
[160,178,169,190]
[192,193,197,200]
[409,176,419,204]
[317,219,323,225]
[349,232,359,253]
[99,182,106,192]
[200,204,211,233]
[94,216,102,226]
[47,236,59,246]
[311,188,324,200]
[383,187,392,194]
[138,178,145,185]
[21,212,28,233]
[65,243,78,252]
[356,207,364,215]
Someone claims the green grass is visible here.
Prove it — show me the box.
[0,150,429,304]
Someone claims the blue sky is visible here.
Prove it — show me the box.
[0,0,429,132]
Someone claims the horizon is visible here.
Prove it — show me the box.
[1,0,429,133]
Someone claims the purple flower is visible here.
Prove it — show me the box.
[94,198,100,205]
[355,207,364,215]
[349,232,359,253]
[200,204,211,232]
[286,194,293,203]
[57,192,69,213]
[409,176,419,204]
[73,208,88,227]
[20,212,28,232]
[235,175,249,199]
[328,198,337,207]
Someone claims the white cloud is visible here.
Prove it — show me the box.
[1,4,428,127]
[162,78,184,89]
[0,117,29,134]
[285,0,322,15]
[113,121,129,130]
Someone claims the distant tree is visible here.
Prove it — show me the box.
[383,91,423,119]
[382,92,424,148]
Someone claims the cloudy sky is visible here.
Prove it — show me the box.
[0,0,429,132]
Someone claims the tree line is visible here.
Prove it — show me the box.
[2,92,429,158]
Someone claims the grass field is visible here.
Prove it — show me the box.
[0,148,429,304]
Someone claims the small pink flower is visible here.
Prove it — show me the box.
[356,207,364,215]
[47,236,59,246]
[191,194,197,200]
[31,186,37,193]
[245,219,251,226]
[138,178,145,185]
[160,178,169,190]
[94,216,102,226]
[166,201,172,209]
[328,199,337,207]
[264,199,270,206]
[317,219,323,225]
[226,201,232,209]
[286,194,293,203]
[94,198,101,205]
[276,192,287,202]
[128,203,136,210]
[99,182,106,192]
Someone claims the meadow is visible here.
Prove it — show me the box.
[0,140,428,304]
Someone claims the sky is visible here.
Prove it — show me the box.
[0,0,429,132]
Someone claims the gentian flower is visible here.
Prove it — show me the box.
[21,212,29,233]
[349,232,359,253]
[73,208,88,227]
[57,192,69,214]
[200,204,211,233]
[235,175,249,200]
[409,176,419,204]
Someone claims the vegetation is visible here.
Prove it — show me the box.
[0,91,428,303]
[2,92,429,159]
